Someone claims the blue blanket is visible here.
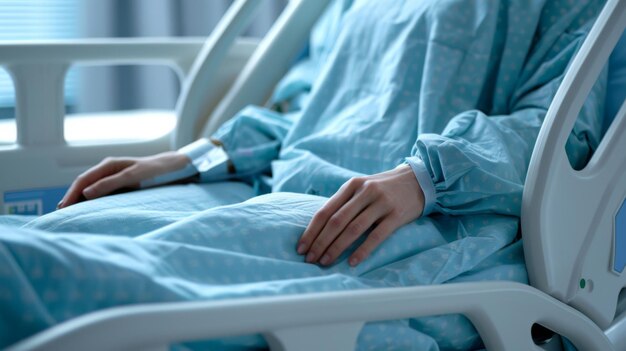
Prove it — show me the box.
[0,0,605,349]
[1,184,524,350]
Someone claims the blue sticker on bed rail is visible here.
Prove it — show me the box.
[615,199,626,274]
[3,186,68,216]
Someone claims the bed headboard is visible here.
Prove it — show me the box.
[521,0,626,330]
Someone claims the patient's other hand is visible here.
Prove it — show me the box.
[297,164,425,267]
[57,152,191,209]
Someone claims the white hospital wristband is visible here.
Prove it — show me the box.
[185,140,230,183]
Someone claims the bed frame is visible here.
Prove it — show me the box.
[2,0,625,350]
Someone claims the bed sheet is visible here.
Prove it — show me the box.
[0,182,526,350]
[0,215,36,227]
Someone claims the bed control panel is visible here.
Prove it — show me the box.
[3,186,68,216]
[615,198,626,274]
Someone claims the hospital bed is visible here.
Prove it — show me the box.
[0,0,625,350]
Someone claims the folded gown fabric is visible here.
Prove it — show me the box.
[0,0,606,349]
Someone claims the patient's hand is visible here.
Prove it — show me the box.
[57,152,191,209]
[297,165,425,267]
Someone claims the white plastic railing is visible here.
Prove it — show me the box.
[522,0,626,329]
[8,282,613,351]
[0,38,206,147]
[0,37,257,214]
[0,0,265,212]
[173,0,260,149]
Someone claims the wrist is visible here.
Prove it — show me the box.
[139,151,198,189]
[396,164,425,217]
[178,138,233,183]
[160,151,192,169]
[404,157,436,216]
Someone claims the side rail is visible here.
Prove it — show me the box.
[521,0,626,329]
[1,38,205,148]
[8,282,612,351]
[0,37,257,215]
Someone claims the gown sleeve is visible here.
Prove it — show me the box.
[407,35,606,217]
[139,105,302,189]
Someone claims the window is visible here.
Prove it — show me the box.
[0,0,79,144]
[0,0,80,111]
[0,68,14,120]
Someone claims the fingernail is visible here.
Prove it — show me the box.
[83,188,95,198]
[297,243,306,255]
[320,254,330,265]
[56,201,63,209]
[349,257,359,266]
[305,252,315,263]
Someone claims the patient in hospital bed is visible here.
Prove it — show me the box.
[0,0,606,349]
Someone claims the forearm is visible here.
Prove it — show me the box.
[143,106,296,187]
[139,139,231,188]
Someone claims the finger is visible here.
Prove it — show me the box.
[59,158,125,208]
[349,216,398,266]
[82,168,140,200]
[58,181,85,209]
[306,188,375,263]
[318,202,388,266]
[297,177,363,254]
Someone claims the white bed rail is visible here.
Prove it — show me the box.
[522,0,626,329]
[0,38,207,147]
[8,282,611,351]
[0,38,206,69]
[173,0,260,149]
[0,0,269,215]
[0,38,257,214]
[0,0,262,149]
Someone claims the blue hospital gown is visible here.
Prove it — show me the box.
[0,0,606,350]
